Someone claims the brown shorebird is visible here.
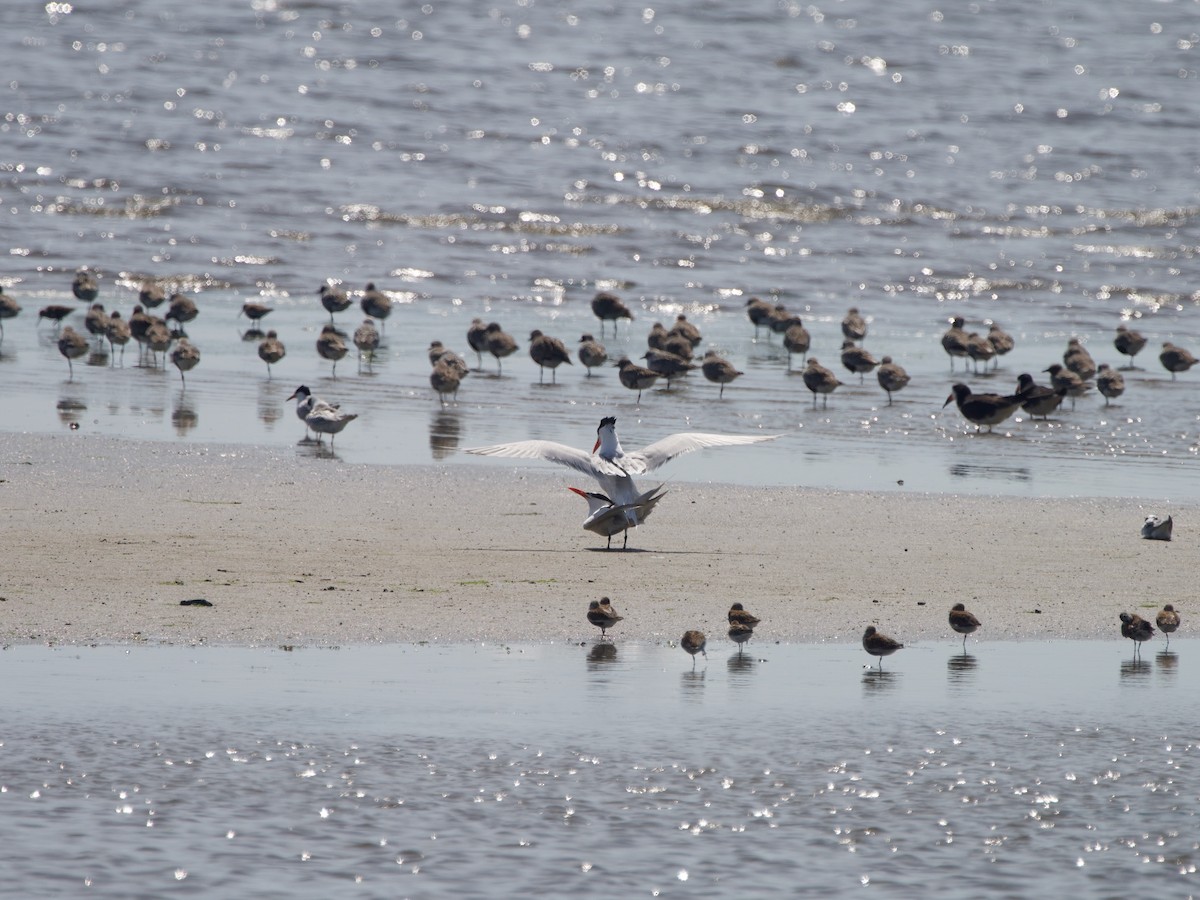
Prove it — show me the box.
[669,314,703,349]
[72,270,99,302]
[769,308,802,339]
[1063,337,1096,381]
[647,322,669,351]
[1159,342,1197,380]
[802,358,842,408]
[783,321,811,370]
[642,348,696,388]
[728,622,754,652]
[57,326,88,379]
[841,307,867,342]
[428,342,468,378]
[987,322,1015,368]
[949,603,981,650]
[105,311,131,366]
[876,356,910,404]
[1015,373,1065,419]
[353,318,380,371]
[430,359,463,406]
[466,318,489,368]
[745,297,775,338]
[681,630,707,666]
[965,333,995,374]
[240,301,273,327]
[863,625,903,668]
[661,330,694,361]
[840,340,879,383]
[1044,364,1088,409]
[319,283,351,321]
[1119,612,1154,657]
[944,383,1029,433]
[128,306,152,362]
[257,330,286,377]
[484,321,518,373]
[615,356,658,401]
[1114,324,1147,369]
[728,603,761,629]
[577,334,608,375]
[529,329,573,383]
[170,338,200,385]
[83,303,108,345]
[361,283,392,329]
[701,350,743,398]
[316,322,348,377]
[1156,605,1180,648]
[139,281,166,308]
[941,316,969,371]
[165,293,198,332]
[586,598,624,639]
[1095,363,1125,405]
[38,304,75,327]
[591,291,634,335]
[145,320,173,367]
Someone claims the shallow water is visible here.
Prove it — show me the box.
[2,0,1199,498]
[1,641,1197,897]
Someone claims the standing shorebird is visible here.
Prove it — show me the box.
[240,301,273,329]
[586,598,624,639]
[1063,337,1096,381]
[319,283,351,321]
[728,603,761,629]
[569,484,667,549]
[84,303,108,346]
[353,318,380,371]
[1044,364,1088,410]
[615,356,659,402]
[840,340,879,384]
[105,311,131,366]
[38,305,75,328]
[257,330,286,377]
[529,330,573,383]
[166,293,198,333]
[1095,363,1125,405]
[943,383,1029,433]
[783,320,811,370]
[57,326,88,379]
[669,314,703,350]
[745,297,775,338]
[841,307,867,343]
[467,318,489,368]
[728,622,755,652]
[0,287,20,345]
[642,348,696,389]
[170,338,201,386]
[681,630,707,666]
[1156,605,1180,648]
[430,359,463,406]
[360,283,392,330]
[802,358,842,409]
[987,322,1015,368]
[577,334,608,376]
[1114,325,1147,369]
[862,625,904,668]
[700,350,743,398]
[316,323,348,378]
[139,281,166,308]
[287,385,338,440]
[591,291,634,335]
[876,356,910,404]
[145,319,173,368]
[306,403,358,447]
[1159,342,1198,380]
[948,603,981,650]
[484,321,518,373]
[72,270,99,302]
[1016,373,1066,420]
[965,333,995,374]
[1119,612,1155,657]
[941,316,969,371]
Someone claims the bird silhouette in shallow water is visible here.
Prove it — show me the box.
[948,603,981,650]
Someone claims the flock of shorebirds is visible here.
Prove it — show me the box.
[587,597,1183,668]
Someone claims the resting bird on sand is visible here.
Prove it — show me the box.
[466,417,777,533]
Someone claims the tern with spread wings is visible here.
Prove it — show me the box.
[465,416,777,537]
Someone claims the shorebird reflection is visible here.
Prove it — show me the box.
[680,668,706,700]
[429,411,462,460]
[172,397,198,436]
[56,395,86,428]
[1119,657,1151,683]
[586,642,618,668]
[1155,651,1178,678]
[726,651,758,683]
[946,652,978,688]
[862,668,901,694]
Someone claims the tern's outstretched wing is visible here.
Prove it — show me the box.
[465,439,626,478]
[627,432,778,474]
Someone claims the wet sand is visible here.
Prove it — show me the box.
[0,433,1186,647]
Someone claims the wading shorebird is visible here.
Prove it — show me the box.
[587,598,624,639]
[681,630,707,666]
[862,625,904,668]
[1156,605,1180,648]
[1119,612,1154,657]
[948,603,981,650]
[465,417,777,541]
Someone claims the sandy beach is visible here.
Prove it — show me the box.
[0,432,1187,647]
